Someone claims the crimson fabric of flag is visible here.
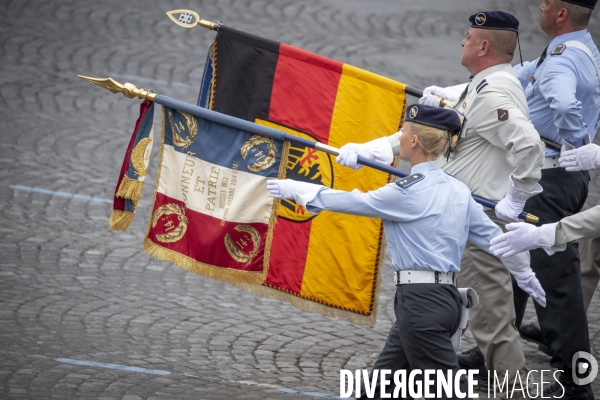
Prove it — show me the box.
[202,26,406,326]
[110,100,154,231]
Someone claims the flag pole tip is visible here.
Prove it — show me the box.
[78,75,156,101]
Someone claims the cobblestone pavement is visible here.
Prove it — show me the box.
[1,0,600,398]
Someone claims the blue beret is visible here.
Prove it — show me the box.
[562,0,596,8]
[405,104,462,136]
[469,11,519,32]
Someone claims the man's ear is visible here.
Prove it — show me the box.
[556,6,569,24]
[479,39,490,57]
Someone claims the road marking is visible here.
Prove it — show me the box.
[239,381,341,398]
[10,185,112,204]
[110,73,191,89]
[56,358,171,375]
[57,359,341,398]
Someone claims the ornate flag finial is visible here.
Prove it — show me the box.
[166,9,220,30]
[78,76,156,101]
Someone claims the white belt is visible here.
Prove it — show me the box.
[393,270,456,285]
[542,155,560,170]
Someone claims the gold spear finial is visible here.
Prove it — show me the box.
[78,76,157,101]
[166,9,219,30]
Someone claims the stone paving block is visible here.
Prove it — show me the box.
[1,0,599,399]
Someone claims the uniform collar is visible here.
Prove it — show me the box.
[410,160,439,175]
[470,63,513,92]
[547,29,588,54]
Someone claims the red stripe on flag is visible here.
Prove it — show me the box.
[148,192,268,272]
[266,218,312,294]
[269,44,343,143]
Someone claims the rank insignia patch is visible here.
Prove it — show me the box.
[498,109,509,121]
[395,173,424,188]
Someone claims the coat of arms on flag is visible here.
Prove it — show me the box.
[144,106,289,284]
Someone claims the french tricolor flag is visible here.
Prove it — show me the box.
[144,106,288,284]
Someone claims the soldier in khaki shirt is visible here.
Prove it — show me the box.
[335,11,545,394]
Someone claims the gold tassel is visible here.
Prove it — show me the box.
[109,210,135,231]
[144,238,267,285]
[115,176,144,204]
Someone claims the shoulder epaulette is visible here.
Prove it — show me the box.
[476,79,489,93]
[551,44,566,56]
[395,173,424,188]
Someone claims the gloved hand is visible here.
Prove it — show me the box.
[494,196,526,223]
[512,269,546,308]
[501,251,546,307]
[490,222,540,257]
[490,222,562,257]
[336,137,394,170]
[418,85,460,108]
[495,177,542,222]
[558,143,600,171]
[336,145,374,171]
[266,179,323,207]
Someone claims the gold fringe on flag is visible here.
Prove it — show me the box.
[142,108,278,286]
[144,238,267,285]
[233,247,384,327]
[109,210,135,231]
[115,176,144,205]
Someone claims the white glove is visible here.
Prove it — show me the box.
[418,85,460,108]
[490,222,563,257]
[558,143,600,171]
[513,269,547,308]
[335,144,372,171]
[336,137,394,170]
[266,179,323,207]
[501,251,546,307]
[495,177,542,222]
[494,196,526,223]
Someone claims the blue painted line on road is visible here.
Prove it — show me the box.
[56,358,171,375]
[111,73,191,89]
[10,185,112,204]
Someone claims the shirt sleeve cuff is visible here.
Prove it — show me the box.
[507,176,543,201]
[538,222,566,255]
[296,186,326,208]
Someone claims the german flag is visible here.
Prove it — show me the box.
[202,26,407,325]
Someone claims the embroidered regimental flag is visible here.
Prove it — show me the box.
[110,100,155,230]
[144,106,288,284]
[199,26,407,325]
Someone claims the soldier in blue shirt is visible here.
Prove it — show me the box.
[267,105,546,399]
[509,1,600,398]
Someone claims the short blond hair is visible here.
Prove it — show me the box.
[406,122,451,160]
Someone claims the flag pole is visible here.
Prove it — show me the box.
[78,75,538,224]
[165,9,450,107]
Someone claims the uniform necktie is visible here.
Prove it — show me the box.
[536,46,549,68]
[455,84,469,106]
